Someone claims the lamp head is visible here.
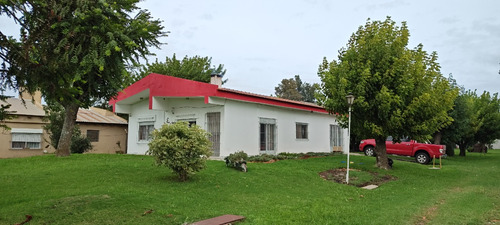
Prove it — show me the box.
[346,93,355,106]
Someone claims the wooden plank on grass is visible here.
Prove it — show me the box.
[190,214,245,225]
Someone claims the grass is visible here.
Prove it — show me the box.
[0,150,499,224]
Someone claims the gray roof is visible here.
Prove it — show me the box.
[2,98,127,125]
[76,107,127,125]
[3,98,45,116]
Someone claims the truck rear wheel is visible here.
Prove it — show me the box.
[415,152,430,164]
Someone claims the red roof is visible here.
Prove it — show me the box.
[110,73,329,114]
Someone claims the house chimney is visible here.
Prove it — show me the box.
[210,72,222,88]
[19,88,43,108]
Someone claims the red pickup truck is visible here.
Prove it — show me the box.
[359,137,446,164]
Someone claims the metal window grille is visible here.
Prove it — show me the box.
[86,130,100,142]
[11,133,41,149]
[259,118,276,151]
[296,123,308,139]
[138,122,155,141]
[207,112,221,156]
[330,125,343,147]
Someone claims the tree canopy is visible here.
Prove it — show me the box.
[0,0,165,156]
[126,54,226,87]
[0,95,12,130]
[318,17,458,169]
[275,75,319,103]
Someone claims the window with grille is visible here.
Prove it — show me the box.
[11,129,42,149]
[138,122,155,141]
[177,119,197,127]
[296,123,308,139]
[330,125,343,150]
[86,130,99,142]
[260,118,276,152]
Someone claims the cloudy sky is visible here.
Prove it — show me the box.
[2,0,499,97]
[137,0,500,96]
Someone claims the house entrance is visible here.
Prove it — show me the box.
[207,112,221,157]
[259,118,276,154]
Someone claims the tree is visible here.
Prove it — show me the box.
[440,90,500,156]
[1,0,165,156]
[0,95,12,130]
[318,17,457,169]
[147,121,212,181]
[439,91,474,156]
[127,54,227,87]
[275,75,319,103]
[471,91,500,151]
[43,101,93,154]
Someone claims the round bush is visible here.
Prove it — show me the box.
[147,121,212,181]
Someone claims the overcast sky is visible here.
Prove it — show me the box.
[138,0,500,96]
[2,0,499,97]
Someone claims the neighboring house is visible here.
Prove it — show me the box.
[0,94,54,158]
[109,73,348,157]
[0,93,128,158]
[76,107,128,154]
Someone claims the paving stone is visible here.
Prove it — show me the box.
[362,184,379,190]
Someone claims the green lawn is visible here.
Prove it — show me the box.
[1,150,499,224]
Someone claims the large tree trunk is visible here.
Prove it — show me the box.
[55,102,79,157]
[433,132,442,145]
[374,138,391,170]
[445,143,455,156]
[459,143,467,157]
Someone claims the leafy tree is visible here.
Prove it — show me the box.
[127,54,227,87]
[439,91,474,156]
[43,102,92,154]
[275,75,319,103]
[0,0,165,156]
[471,91,500,151]
[275,77,303,101]
[147,121,212,181]
[440,90,500,156]
[318,17,457,169]
[0,95,12,130]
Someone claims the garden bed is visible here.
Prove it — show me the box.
[319,168,397,187]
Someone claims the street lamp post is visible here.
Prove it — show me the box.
[345,93,355,184]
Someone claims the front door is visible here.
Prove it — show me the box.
[259,118,276,154]
[207,112,221,157]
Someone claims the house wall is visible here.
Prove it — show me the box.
[79,123,128,154]
[492,140,500,150]
[125,96,347,157]
[0,115,55,158]
[126,97,223,155]
[221,99,344,156]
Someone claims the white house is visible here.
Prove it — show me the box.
[109,73,348,157]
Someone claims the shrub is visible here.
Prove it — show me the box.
[70,129,93,154]
[225,151,248,172]
[147,121,212,181]
[248,152,336,162]
[43,102,92,154]
[247,154,276,162]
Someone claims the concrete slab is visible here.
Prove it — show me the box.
[362,184,379,190]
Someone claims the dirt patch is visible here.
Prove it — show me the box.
[414,199,446,225]
[319,168,397,187]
